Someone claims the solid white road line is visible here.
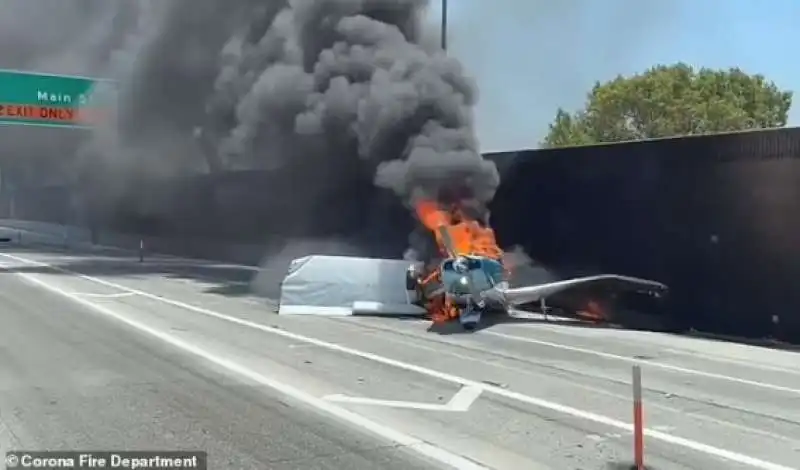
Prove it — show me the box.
[1,252,796,470]
[72,292,137,299]
[4,262,489,470]
[482,331,800,395]
[333,316,800,444]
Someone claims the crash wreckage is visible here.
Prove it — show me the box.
[277,198,668,331]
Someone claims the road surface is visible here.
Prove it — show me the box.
[0,241,799,469]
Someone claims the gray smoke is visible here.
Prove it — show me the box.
[0,0,498,236]
[207,0,499,209]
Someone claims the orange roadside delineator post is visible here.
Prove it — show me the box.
[633,364,644,469]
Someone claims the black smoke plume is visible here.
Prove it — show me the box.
[209,0,500,210]
[1,0,499,252]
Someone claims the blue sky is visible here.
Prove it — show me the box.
[426,0,800,152]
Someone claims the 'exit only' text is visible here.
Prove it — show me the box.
[0,103,100,123]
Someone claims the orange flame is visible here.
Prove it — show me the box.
[414,199,506,323]
[414,199,503,261]
[415,199,450,231]
[577,300,607,322]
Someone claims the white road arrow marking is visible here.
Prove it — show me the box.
[324,385,483,412]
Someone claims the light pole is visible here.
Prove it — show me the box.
[440,0,448,50]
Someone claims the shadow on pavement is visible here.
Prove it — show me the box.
[426,312,613,335]
[606,463,656,470]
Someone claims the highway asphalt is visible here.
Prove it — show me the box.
[1,239,799,469]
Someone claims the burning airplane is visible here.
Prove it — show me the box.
[404,194,670,330]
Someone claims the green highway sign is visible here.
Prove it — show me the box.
[0,69,116,129]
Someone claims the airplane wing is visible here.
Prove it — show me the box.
[499,274,668,306]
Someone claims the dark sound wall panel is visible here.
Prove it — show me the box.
[488,127,800,340]
[8,127,800,342]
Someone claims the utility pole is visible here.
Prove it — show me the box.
[440,0,448,50]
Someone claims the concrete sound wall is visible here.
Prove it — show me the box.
[489,127,800,341]
[5,127,800,342]
[0,167,413,261]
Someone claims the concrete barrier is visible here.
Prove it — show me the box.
[0,219,265,266]
[0,220,88,248]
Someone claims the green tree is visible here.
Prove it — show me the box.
[542,63,794,148]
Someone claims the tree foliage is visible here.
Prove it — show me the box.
[542,63,794,148]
